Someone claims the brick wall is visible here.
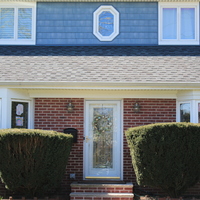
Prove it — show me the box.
[34,98,84,195]
[123,98,176,196]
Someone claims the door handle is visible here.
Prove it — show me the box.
[84,136,91,143]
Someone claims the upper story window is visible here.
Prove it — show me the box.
[93,5,119,41]
[159,3,199,45]
[0,2,36,45]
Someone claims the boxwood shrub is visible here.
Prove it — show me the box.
[0,129,73,197]
[125,122,200,198]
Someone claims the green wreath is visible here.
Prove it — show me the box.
[93,114,112,135]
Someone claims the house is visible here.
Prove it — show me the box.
[0,0,200,199]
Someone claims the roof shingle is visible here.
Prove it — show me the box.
[0,46,200,84]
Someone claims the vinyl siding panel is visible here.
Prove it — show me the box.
[36,2,158,45]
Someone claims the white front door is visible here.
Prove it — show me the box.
[84,100,122,180]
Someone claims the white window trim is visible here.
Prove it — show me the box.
[11,99,31,129]
[0,2,36,45]
[93,5,119,41]
[158,2,199,45]
[177,101,191,122]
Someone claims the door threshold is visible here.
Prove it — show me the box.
[77,180,126,184]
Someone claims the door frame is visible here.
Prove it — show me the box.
[83,99,123,180]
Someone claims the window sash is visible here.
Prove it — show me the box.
[18,8,32,39]
[181,8,195,39]
[163,8,177,39]
[0,8,14,39]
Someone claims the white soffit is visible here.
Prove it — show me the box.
[27,89,178,98]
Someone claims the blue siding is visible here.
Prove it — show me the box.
[36,2,158,45]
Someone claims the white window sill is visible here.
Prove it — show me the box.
[159,40,199,45]
[0,40,35,45]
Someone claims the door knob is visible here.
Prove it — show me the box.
[84,136,90,143]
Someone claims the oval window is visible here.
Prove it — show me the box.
[93,5,119,41]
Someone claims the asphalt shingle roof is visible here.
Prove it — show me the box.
[0,45,200,84]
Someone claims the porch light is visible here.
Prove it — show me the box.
[133,102,140,113]
[67,102,74,113]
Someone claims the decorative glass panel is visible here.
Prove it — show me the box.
[93,107,113,168]
[18,8,32,39]
[12,102,28,128]
[181,8,195,39]
[0,8,14,39]
[99,11,114,37]
[163,8,177,39]
[180,103,190,122]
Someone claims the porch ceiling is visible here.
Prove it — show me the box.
[0,46,200,90]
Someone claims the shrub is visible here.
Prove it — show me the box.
[0,129,73,197]
[125,122,200,198]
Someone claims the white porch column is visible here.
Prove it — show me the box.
[0,88,11,129]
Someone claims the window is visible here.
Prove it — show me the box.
[159,3,199,45]
[180,102,190,122]
[0,2,36,45]
[93,5,119,41]
[11,101,29,128]
[197,102,200,123]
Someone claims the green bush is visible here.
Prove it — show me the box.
[0,129,73,197]
[125,122,200,198]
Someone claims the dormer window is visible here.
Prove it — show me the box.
[0,2,36,45]
[93,5,119,41]
[159,3,199,45]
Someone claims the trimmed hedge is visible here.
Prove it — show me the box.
[0,129,73,197]
[125,123,200,198]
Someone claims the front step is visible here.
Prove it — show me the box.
[70,182,134,200]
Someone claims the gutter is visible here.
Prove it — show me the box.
[0,81,200,90]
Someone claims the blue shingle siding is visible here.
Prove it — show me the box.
[36,2,158,45]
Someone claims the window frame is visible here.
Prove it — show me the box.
[158,2,199,45]
[0,2,36,45]
[93,5,119,41]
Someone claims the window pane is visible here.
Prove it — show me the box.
[0,8,14,39]
[93,107,113,168]
[163,8,177,39]
[181,8,195,39]
[99,11,114,37]
[18,8,32,39]
[11,102,28,128]
[180,103,190,122]
[198,103,200,123]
